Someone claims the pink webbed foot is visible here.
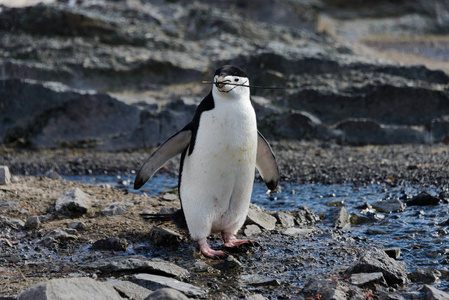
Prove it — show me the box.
[222,232,255,248]
[198,238,228,259]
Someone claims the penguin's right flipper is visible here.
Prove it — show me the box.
[134,129,191,189]
[256,131,280,190]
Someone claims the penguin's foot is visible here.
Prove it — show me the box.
[198,238,228,259]
[222,233,254,248]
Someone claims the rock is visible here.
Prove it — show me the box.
[40,228,78,248]
[19,277,123,300]
[384,248,401,259]
[371,198,406,213]
[101,201,133,216]
[346,248,408,285]
[25,216,40,229]
[245,295,268,300]
[274,212,295,228]
[330,207,351,229]
[131,273,207,298]
[44,170,62,180]
[294,206,320,225]
[281,227,316,237]
[407,192,441,206]
[148,227,183,248]
[302,278,362,300]
[213,256,242,272]
[246,208,277,231]
[409,268,441,284]
[430,115,449,143]
[0,166,11,185]
[0,216,25,230]
[55,188,91,218]
[421,285,449,300]
[92,237,128,252]
[241,274,280,287]
[350,272,387,287]
[144,288,189,300]
[67,221,86,231]
[86,255,189,279]
[0,200,17,207]
[109,280,153,300]
[244,224,262,237]
[161,193,178,201]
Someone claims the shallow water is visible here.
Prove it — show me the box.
[65,174,449,290]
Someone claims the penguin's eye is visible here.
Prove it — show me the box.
[234,78,239,82]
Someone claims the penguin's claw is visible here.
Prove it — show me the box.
[198,238,229,259]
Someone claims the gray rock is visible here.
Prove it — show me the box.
[144,288,189,300]
[294,206,320,225]
[92,237,128,252]
[346,248,408,285]
[281,227,316,237]
[19,277,123,300]
[274,212,295,228]
[55,188,91,218]
[371,199,406,213]
[44,170,62,180]
[213,256,242,272]
[86,255,189,279]
[25,216,40,229]
[330,207,351,229]
[67,221,86,231]
[0,166,11,185]
[409,268,441,284]
[302,278,360,300]
[0,216,25,230]
[422,285,449,300]
[148,227,183,248]
[244,224,262,237]
[245,295,268,300]
[407,192,441,206]
[131,273,207,298]
[384,248,401,259]
[350,272,387,287]
[161,193,178,201]
[246,208,277,231]
[0,200,17,207]
[40,228,78,248]
[430,115,449,143]
[241,275,280,287]
[101,201,133,216]
[109,280,153,300]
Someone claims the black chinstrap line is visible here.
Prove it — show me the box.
[202,81,292,90]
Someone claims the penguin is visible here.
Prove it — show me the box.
[134,65,279,258]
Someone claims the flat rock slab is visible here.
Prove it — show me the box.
[86,255,189,279]
[281,227,316,237]
[108,280,153,300]
[19,277,123,300]
[131,273,207,298]
[350,272,387,287]
[422,285,449,300]
[246,208,277,230]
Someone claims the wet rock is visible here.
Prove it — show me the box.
[213,256,242,272]
[55,188,91,218]
[148,227,183,248]
[371,198,406,213]
[244,224,262,237]
[86,255,189,279]
[246,207,277,231]
[294,206,320,225]
[274,212,295,228]
[421,285,449,300]
[281,227,316,237]
[241,274,280,287]
[109,280,153,300]
[409,268,441,284]
[302,278,363,300]
[407,192,441,206]
[92,237,128,252]
[330,207,351,229]
[40,228,78,248]
[131,273,207,298]
[346,248,408,285]
[144,288,189,300]
[430,115,449,143]
[19,277,122,300]
[384,248,401,259]
[0,166,11,185]
[350,272,387,287]
[101,201,133,216]
[24,216,40,229]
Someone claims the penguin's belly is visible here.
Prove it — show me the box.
[180,106,257,240]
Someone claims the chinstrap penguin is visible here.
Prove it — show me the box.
[134,65,279,258]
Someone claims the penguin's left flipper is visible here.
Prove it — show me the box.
[134,129,192,189]
[256,131,280,190]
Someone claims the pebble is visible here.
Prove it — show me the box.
[25,216,40,229]
[161,193,178,201]
[244,224,262,236]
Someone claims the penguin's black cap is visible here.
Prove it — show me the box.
[215,65,247,78]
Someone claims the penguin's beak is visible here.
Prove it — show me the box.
[215,77,230,89]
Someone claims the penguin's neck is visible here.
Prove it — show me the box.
[212,87,251,109]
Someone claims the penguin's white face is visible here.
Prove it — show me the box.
[211,65,250,100]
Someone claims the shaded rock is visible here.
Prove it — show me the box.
[246,208,277,231]
[44,170,62,180]
[241,274,280,287]
[302,278,363,300]
[55,188,91,218]
[131,273,207,298]
[213,256,242,272]
[422,285,449,300]
[24,216,40,229]
[86,255,189,279]
[294,206,320,225]
[0,216,25,230]
[244,224,262,237]
[346,248,408,285]
[101,201,133,216]
[66,221,86,231]
[274,212,295,228]
[110,280,152,300]
[430,115,449,143]
[409,268,441,284]
[19,277,122,300]
[281,227,316,237]
[371,198,406,213]
[350,272,387,287]
[384,248,401,259]
[330,206,351,229]
[144,288,188,300]
[92,237,128,252]
[0,166,11,185]
[40,228,78,248]
[148,227,183,248]
[407,191,441,206]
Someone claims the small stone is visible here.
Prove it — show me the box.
[161,193,178,201]
[213,255,242,272]
[242,274,280,287]
[101,201,133,216]
[149,227,183,248]
[294,206,319,225]
[350,272,387,287]
[246,208,277,230]
[244,224,261,236]
[0,200,17,207]
[40,228,78,249]
[44,170,62,180]
[92,237,128,252]
[275,212,295,228]
[0,166,11,185]
[371,199,405,213]
[330,207,351,229]
[407,192,440,206]
[282,227,316,237]
[421,285,449,300]
[144,288,189,300]
[67,222,86,231]
[55,188,91,218]
[409,268,441,284]
[25,216,40,229]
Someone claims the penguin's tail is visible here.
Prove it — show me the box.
[140,208,187,229]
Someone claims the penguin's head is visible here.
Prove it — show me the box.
[212,65,249,97]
